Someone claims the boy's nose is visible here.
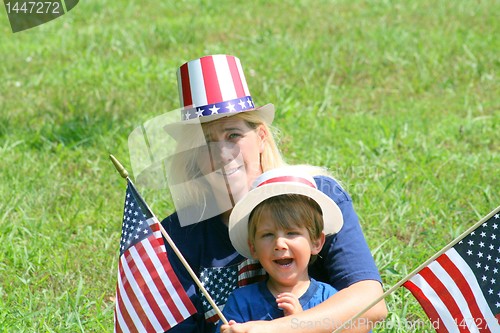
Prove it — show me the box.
[274,236,288,251]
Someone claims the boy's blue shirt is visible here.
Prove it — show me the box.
[215,278,337,333]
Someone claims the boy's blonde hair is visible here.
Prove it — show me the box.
[248,194,324,243]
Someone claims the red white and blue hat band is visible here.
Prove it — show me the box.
[177,55,254,120]
[180,96,255,120]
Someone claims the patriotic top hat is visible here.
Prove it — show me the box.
[165,54,275,136]
[228,166,344,259]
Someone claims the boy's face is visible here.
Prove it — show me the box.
[249,210,325,287]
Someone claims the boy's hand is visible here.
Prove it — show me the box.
[220,319,237,333]
[276,292,303,316]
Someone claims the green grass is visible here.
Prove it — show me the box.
[1,0,499,331]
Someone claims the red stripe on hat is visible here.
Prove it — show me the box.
[226,55,246,98]
[179,63,192,107]
[200,56,222,105]
[258,176,316,189]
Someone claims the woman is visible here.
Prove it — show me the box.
[160,54,387,333]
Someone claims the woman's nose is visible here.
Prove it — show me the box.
[219,144,234,162]
[209,142,239,164]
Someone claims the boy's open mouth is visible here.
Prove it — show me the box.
[274,258,293,266]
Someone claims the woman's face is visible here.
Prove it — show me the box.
[197,116,267,204]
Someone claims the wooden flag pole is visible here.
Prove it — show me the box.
[110,154,229,325]
[332,204,500,333]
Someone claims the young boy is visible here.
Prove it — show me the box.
[216,167,344,332]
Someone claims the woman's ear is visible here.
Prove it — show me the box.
[256,125,268,153]
[311,232,326,255]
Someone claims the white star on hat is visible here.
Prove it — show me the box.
[238,99,246,109]
[226,102,236,112]
[209,105,220,114]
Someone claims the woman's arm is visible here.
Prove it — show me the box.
[221,280,387,333]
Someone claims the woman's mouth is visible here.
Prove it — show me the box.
[216,165,243,176]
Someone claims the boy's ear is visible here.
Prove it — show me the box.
[248,240,259,259]
[311,232,326,255]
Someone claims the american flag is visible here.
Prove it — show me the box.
[114,181,196,333]
[403,207,500,333]
[199,259,267,322]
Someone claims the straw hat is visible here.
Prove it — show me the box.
[229,167,344,258]
[165,54,275,137]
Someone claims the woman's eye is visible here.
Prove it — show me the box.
[227,133,242,140]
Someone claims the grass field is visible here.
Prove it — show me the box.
[0,0,498,332]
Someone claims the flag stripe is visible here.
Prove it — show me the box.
[147,218,196,322]
[133,241,178,329]
[428,260,481,332]
[446,249,500,331]
[179,63,192,107]
[113,301,121,333]
[158,249,196,319]
[238,262,262,274]
[205,307,223,323]
[142,222,181,324]
[121,248,160,332]
[115,281,133,333]
[115,290,133,333]
[114,315,124,333]
[117,262,149,332]
[200,56,222,104]
[213,55,237,101]
[420,266,470,333]
[408,272,461,333]
[226,55,246,98]
[140,237,192,323]
[437,253,490,332]
[188,59,208,108]
[234,57,250,96]
[237,260,266,286]
[403,280,450,333]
